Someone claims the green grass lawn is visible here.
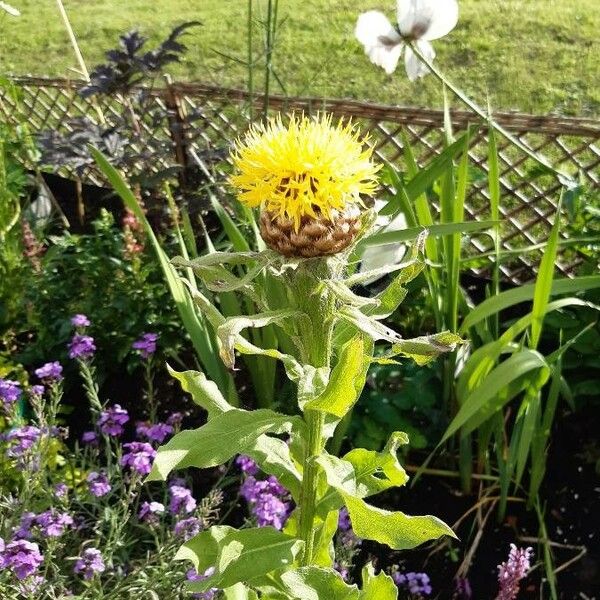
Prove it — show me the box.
[1,0,599,117]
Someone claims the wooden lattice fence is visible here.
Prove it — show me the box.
[1,76,599,283]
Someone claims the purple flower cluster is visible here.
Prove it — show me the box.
[98,404,129,436]
[68,334,96,360]
[236,454,258,475]
[169,484,197,515]
[71,314,91,328]
[29,385,44,398]
[34,361,63,382]
[121,442,156,475]
[4,425,42,458]
[392,571,433,596]
[173,517,203,541]
[74,547,105,580]
[240,475,290,530]
[35,509,74,538]
[0,378,21,407]
[87,471,111,497]
[82,430,98,444]
[132,333,158,359]
[136,421,173,443]
[497,544,533,600]
[139,501,165,525]
[0,538,44,580]
[187,567,218,600]
[54,483,68,499]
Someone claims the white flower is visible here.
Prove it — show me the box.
[0,1,20,16]
[355,0,459,80]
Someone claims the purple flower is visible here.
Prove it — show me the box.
[136,421,173,443]
[174,517,202,541]
[138,501,165,524]
[74,548,105,580]
[29,385,45,398]
[68,334,96,360]
[169,485,197,515]
[71,314,91,328]
[338,507,351,532]
[17,574,44,595]
[81,430,98,444]
[35,510,74,537]
[1,539,44,579]
[97,404,129,436]
[54,483,68,499]
[334,562,350,581]
[87,472,111,497]
[497,544,533,600]
[186,567,218,599]
[120,442,156,475]
[167,412,183,427]
[132,333,159,359]
[13,512,37,540]
[34,361,63,382]
[240,475,290,530]
[392,571,432,596]
[4,426,41,457]
[0,378,21,406]
[236,455,258,476]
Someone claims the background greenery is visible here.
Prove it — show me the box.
[0,0,599,116]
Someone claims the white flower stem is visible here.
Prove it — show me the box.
[407,42,571,183]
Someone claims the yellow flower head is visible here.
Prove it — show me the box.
[230,114,380,231]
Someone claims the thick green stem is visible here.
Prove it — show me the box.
[290,258,339,566]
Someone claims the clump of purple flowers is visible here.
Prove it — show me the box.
[0,538,44,579]
[35,509,74,538]
[174,517,203,541]
[132,333,158,359]
[392,570,433,596]
[98,404,129,436]
[169,484,197,515]
[74,547,105,580]
[136,421,173,443]
[4,425,42,458]
[87,471,111,497]
[236,454,258,476]
[0,378,21,407]
[139,501,165,525]
[68,334,96,360]
[240,475,290,530]
[81,430,98,444]
[71,314,91,328]
[34,361,63,382]
[121,442,156,475]
[496,544,533,600]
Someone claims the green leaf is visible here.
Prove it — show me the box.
[167,366,233,418]
[362,221,497,247]
[280,567,360,600]
[460,276,600,333]
[147,408,302,481]
[342,495,456,550]
[530,206,561,349]
[304,336,370,417]
[443,350,550,442]
[360,563,398,600]
[387,331,463,366]
[177,526,303,592]
[223,583,259,600]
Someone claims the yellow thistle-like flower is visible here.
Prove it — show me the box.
[230,114,380,257]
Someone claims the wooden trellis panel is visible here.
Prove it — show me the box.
[1,76,598,283]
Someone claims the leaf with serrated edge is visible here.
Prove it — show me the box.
[177,526,303,592]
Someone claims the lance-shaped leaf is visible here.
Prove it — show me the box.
[385,331,464,366]
[177,526,304,592]
[167,366,302,498]
[342,495,456,550]
[217,310,300,369]
[168,365,233,418]
[147,408,303,481]
[280,567,360,600]
[304,336,370,417]
[360,563,398,600]
[284,509,338,569]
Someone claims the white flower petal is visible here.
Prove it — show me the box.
[404,39,435,81]
[356,10,403,74]
[396,0,458,41]
[0,1,20,16]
